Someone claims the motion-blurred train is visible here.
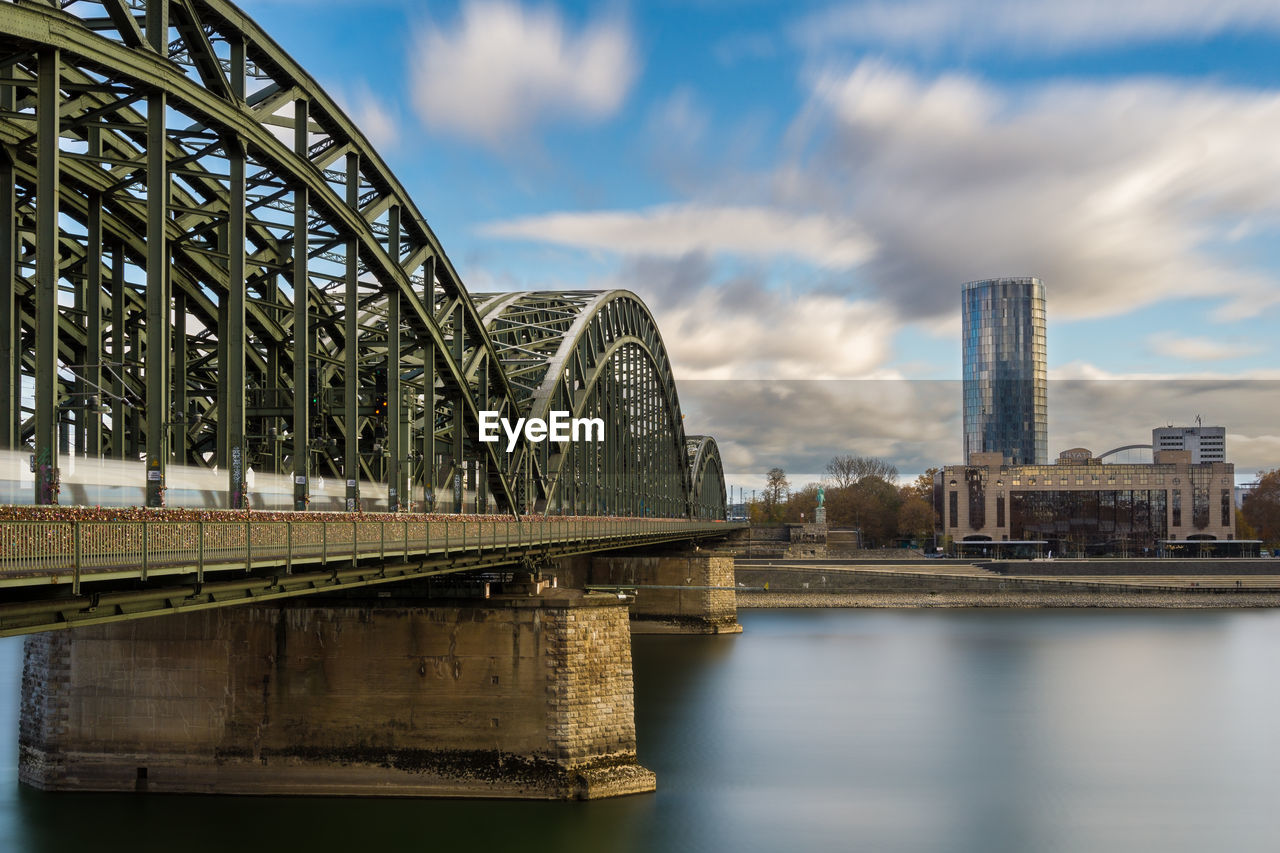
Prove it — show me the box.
[0,450,468,512]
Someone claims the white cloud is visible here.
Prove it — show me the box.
[409,0,637,146]
[1229,434,1280,478]
[480,203,876,269]
[795,0,1280,56]
[333,81,400,150]
[794,59,1280,320]
[1043,373,1280,475]
[681,374,1280,487]
[678,379,958,487]
[477,61,1280,328]
[588,255,898,380]
[654,286,899,380]
[1146,333,1263,362]
[1052,360,1280,381]
[647,88,709,152]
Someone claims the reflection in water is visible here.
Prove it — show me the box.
[4,608,1280,852]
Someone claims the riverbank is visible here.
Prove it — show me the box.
[736,590,1280,608]
[733,560,1280,608]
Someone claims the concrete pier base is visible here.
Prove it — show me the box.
[19,590,654,800]
[574,549,741,634]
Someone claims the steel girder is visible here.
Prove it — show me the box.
[0,1,727,520]
[0,0,531,513]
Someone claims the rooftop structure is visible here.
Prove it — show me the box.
[1153,425,1226,465]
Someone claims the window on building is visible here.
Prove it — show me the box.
[1008,489,1167,555]
[949,491,958,529]
[968,469,986,530]
[1191,469,1210,530]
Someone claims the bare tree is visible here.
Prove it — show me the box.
[826,454,899,488]
[826,455,858,489]
[763,467,790,521]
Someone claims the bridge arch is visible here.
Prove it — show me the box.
[686,436,727,520]
[477,291,707,517]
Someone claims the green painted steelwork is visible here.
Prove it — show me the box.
[476,290,710,517]
[687,435,728,520]
[0,1,726,521]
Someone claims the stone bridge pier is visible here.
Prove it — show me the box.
[19,588,653,800]
[561,546,741,634]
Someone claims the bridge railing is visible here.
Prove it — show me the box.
[0,517,738,587]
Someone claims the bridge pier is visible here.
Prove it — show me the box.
[566,548,741,635]
[19,589,654,800]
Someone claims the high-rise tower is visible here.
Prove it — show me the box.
[962,277,1047,465]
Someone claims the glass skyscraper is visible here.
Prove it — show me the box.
[962,277,1047,465]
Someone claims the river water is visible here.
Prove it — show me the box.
[3,607,1280,852]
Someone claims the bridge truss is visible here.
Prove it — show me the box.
[0,0,726,521]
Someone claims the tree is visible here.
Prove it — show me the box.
[825,454,899,489]
[762,467,790,522]
[904,468,940,503]
[781,483,820,523]
[897,496,936,547]
[823,475,901,546]
[853,476,902,546]
[1242,469,1280,546]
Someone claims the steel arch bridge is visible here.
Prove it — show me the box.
[0,0,727,521]
[686,435,727,521]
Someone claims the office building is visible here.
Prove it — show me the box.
[962,277,1047,465]
[1153,425,1226,464]
[935,448,1238,557]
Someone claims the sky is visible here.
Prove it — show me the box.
[238,0,1280,492]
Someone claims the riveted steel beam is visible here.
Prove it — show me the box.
[0,2,726,519]
[292,96,309,510]
[0,79,15,451]
[143,0,170,505]
[343,149,359,510]
[34,47,59,504]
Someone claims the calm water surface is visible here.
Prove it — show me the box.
[3,608,1280,852]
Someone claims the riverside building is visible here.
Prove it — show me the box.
[935,449,1240,558]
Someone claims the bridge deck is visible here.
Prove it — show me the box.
[0,510,744,637]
